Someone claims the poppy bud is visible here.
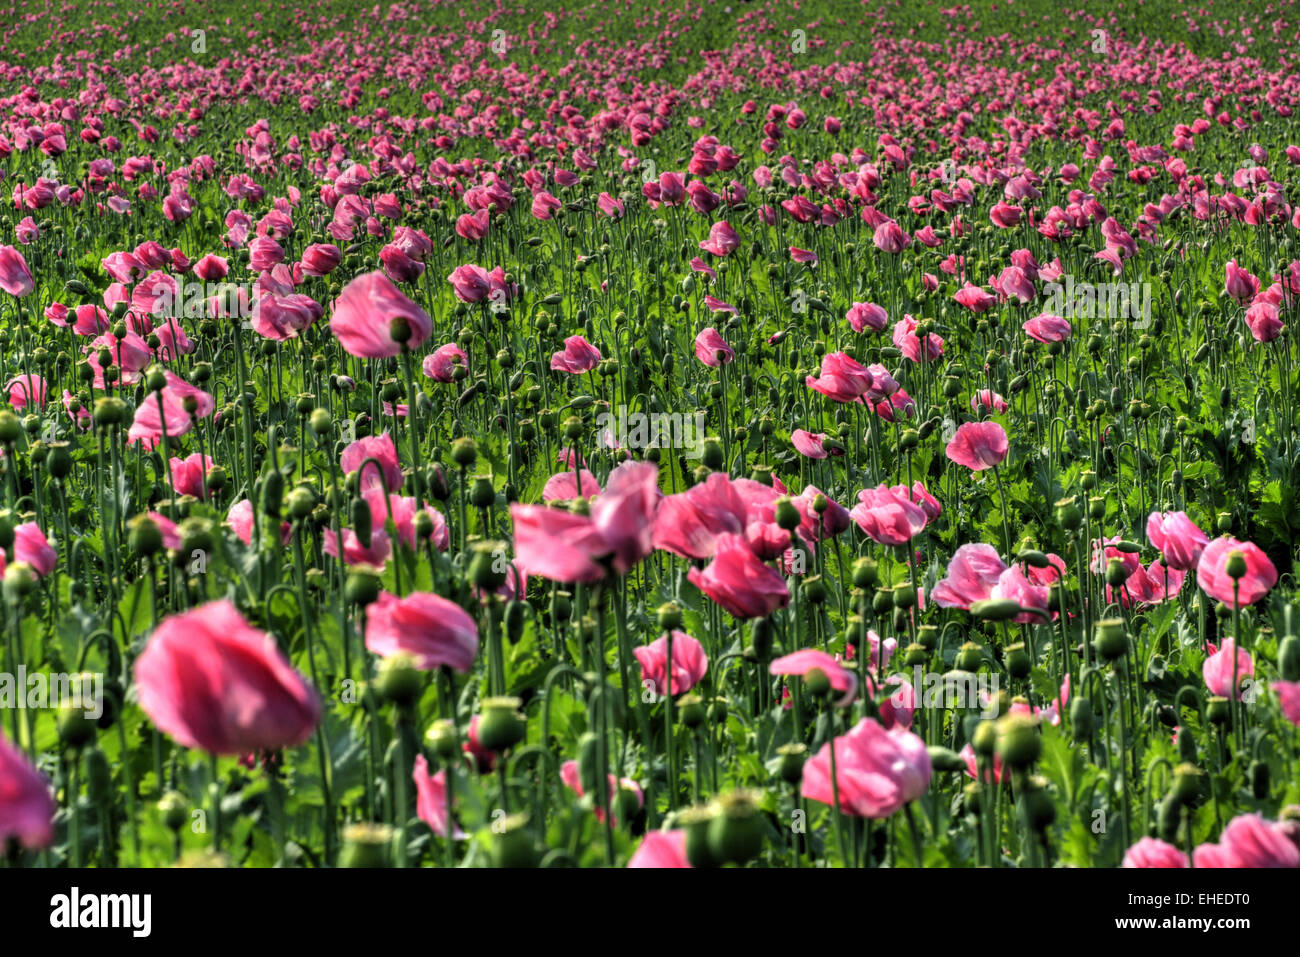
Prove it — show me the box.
[971,719,998,756]
[681,804,721,868]
[1172,762,1204,804]
[476,697,526,752]
[57,700,96,749]
[1206,695,1231,726]
[424,719,458,760]
[469,541,508,589]
[996,713,1041,768]
[1224,550,1248,580]
[777,743,808,784]
[1176,726,1197,763]
[956,641,984,672]
[450,437,478,467]
[1005,642,1031,679]
[1105,556,1128,586]
[852,557,879,589]
[707,790,765,865]
[803,667,832,698]
[678,694,707,729]
[971,597,1020,621]
[917,624,938,650]
[344,567,382,607]
[1069,697,1093,738]
[655,600,686,631]
[1093,618,1127,660]
[158,791,189,831]
[1055,496,1081,530]
[1279,636,1300,682]
[773,497,801,530]
[128,515,164,557]
[374,653,422,705]
[339,822,394,868]
[491,813,539,868]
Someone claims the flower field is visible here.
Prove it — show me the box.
[0,0,1299,872]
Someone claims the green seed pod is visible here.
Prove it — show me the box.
[261,469,285,517]
[706,790,765,865]
[1069,696,1093,739]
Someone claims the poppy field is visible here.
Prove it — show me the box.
[1,0,1300,871]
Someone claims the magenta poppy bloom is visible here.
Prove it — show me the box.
[1196,538,1278,608]
[989,201,1023,227]
[550,335,602,374]
[1146,511,1209,571]
[512,461,660,582]
[300,243,342,277]
[330,272,432,359]
[850,485,928,546]
[1023,314,1072,342]
[990,565,1051,623]
[413,754,466,839]
[559,760,643,825]
[931,544,1007,609]
[447,264,492,302]
[364,491,449,552]
[1122,837,1188,868]
[846,302,888,333]
[789,246,817,264]
[770,649,858,706]
[456,209,490,242]
[380,243,426,284]
[790,485,852,540]
[953,282,996,313]
[872,220,910,253]
[0,245,34,297]
[365,590,479,673]
[340,433,403,494]
[652,472,776,560]
[634,631,708,697]
[422,342,467,383]
[806,351,873,403]
[6,374,46,411]
[802,718,931,818]
[970,389,1008,413]
[892,316,944,362]
[134,600,321,755]
[1275,682,1300,726]
[694,327,734,366]
[699,221,739,257]
[168,452,214,499]
[945,421,1009,471]
[1203,639,1254,701]
[1194,814,1300,868]
[596,192,625,219]
[511,505,610,583]
[12,522,57,576]
[628,830,690,868]
[542,470,602,501]
[0,731,55,850]
[1224,260,1259,304]
[1109,561,1185,608]
[687,533,790,619]
[791,428,839,459]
